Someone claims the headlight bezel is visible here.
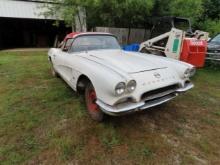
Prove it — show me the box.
[115,80,137,96]
[184,67,196,78]
[115,82,126,96]
[127,80,137,93]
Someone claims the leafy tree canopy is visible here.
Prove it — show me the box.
[43,0,220,35]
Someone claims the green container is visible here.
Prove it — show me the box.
[172,38,179,53]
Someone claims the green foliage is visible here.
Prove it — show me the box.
[151,0,219,34]
[198,0,220,36]
[198,19,220,36]
[202,0,220,20]
[42,0,219,34]
[87,0,155,28]
[152,0,171,16]
[43,0,154,29]
[42,0,93,29]
[169,0,203,24]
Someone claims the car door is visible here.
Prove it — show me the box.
[54,38,74,82]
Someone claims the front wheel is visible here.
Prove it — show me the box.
[85,83,104,122]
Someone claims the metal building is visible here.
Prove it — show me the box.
[0,0,71,49]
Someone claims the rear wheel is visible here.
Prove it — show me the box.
[85,83,104,122]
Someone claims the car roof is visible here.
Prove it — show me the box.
[64,32,114,41]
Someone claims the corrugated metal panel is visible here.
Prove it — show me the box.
[0,0,59,20]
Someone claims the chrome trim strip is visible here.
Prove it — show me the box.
[206,52,220,55]
[130,67,167,74]
[96,83,194,116]
[176,83,194,92]
[206,57,220,61]
[139,94,177,110]
[96,100,145,114]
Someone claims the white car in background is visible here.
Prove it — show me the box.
[48,32,195,121]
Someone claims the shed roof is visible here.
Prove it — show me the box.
[0,0,59,20]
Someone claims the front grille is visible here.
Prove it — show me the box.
[207,51,220,59]
[141,84,179,101]
[207,49,220,53]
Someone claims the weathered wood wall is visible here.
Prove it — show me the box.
[95,27,151,45]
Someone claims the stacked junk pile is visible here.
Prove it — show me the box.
[123,17,209,68]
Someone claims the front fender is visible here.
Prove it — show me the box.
[73,57,128,105]
[138,53,194,79]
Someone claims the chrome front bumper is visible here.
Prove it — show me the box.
[96,83,194,116]
[206,52,220,61]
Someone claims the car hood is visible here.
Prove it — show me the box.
[77,49,167,74]
[208,42,220,50]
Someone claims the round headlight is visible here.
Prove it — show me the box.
[189,67,196,77]
[127,80,136,92]
[184,67,196,78]
[115,82,126,96]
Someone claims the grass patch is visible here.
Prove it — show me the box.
[0,51,220,164]
[194,138,211,154]
[53,136,83,161]
[200,118,218,126]
[129,142,154,160]
[98,123,121,148]
[174,127,184,136]
[212,110,220,117]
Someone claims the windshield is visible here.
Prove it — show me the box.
[211,34,220,43]
[174,19,191,32]
[69,35,121,52]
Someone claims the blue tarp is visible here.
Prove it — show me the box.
[123,44,140,52]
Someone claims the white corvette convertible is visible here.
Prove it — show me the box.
[48,32,195,121]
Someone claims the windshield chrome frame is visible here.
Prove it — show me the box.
[67,34,121,53]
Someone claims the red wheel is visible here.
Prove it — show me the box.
[85,83,104,121]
